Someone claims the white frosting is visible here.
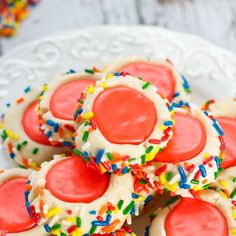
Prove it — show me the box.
[39,72,102,145]
[0,168,47,236]
[74,74,173,172]
[1,87,68,169]
[142,107,223,196]
[149,190,236,236]
[104,57,191,103]
[28,156,134,235]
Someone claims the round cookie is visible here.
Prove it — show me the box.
[0,87,69,169]
[73,73,174,174]
[104,57,191,103]
[202,99,236,200]
[0,168,46,235]
[26,155,134,235]
[38,70,102,146]
[138,104,224,196]
[148,190,236,236]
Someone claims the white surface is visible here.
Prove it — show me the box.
[1,0,236,54]
[0,25,236,234]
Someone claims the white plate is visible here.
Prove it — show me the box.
[0,25,236,235]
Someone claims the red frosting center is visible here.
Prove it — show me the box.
[50,79,95,120]
[0,177,36,233]
[217,117,236,169]
[46,156,110,203]
[93,86,157,145]
[119,61,176,101]
[165,198,228,236]
[155,112,206,163]
[22,101,51,145]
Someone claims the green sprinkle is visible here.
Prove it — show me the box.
[141,154,146,164]
[158,148,164,153]
[165,196,179,206]
[214,172,219,178]
[191,180,199,185]
[32,148,39,155]
[51,224,61,230]
[106,152,113,160]
[145,146,153,154]
[18,164,27,169]
[232,177,236,183]
[84,121,90,126]
[61,232,67,236]
[89,226,97,234]
[73,148,83,156]
[117,199,124,210]
[82,131,89,142]
[230,189,236,199]
[85,69,95,74]
[123,201,135,215]
[106,210,112,214]
[76,217,81,227]
[142,81,151,89]
[203,184,210,189]
[138,77,143,80]
[167,172,173,181]
[139,178,147,184]
[218,167,224,173]
[128,157,136,162]
[1,130,7,141]
[16,144,22,151]
[22,140,28,145]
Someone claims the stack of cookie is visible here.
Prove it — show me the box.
[0,57,235,236]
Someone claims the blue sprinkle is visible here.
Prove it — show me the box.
[6,103,11,107]
[92,221,109,226]
[132,193,139,199]
[145,226,150,236]
[114,72,121,76]
[164,120,173,126]
[130,206,135,215]
[111,164,118,171]
[46,131,52,138]
[214,156,220,169]
[168,104,173,111]
[199,164,207,177]
[178,166,187,183]
[53,123,59,133]
[77,108,83,114]
[24,86,31,93]
[173,92,180,98]
[10,153,15,159]
[63,141,72,147]
[95,149,104,164]
[46,120,55,127]
[144,195,153,206]
[106,214,112,222]
[69,69,77,74]
[179,182,191,189]
[204,111,209,116]
[172,102,182,108]
[89,210,96,215]
[121,166,128,174]
[213,121,224,136]
[25,202,31,216]
[44,224,51,233]
[83,151,89,158]
[182,75,190,89]
[83,234,89,236]
[24,190,29,203]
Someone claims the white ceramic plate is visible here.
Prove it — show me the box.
[0,25,236,235]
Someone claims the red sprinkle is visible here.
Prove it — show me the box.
[154,164,168,176]
[148,139,161,144]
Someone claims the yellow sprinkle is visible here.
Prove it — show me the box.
[86,85,95,94]
[219,180,228,189]
[99,163,107,174]
[83,112,94,120]
[160,173,166,185]
[131,233,137,236]
[6,129,19,141]
[105,73,114,80]
[43,84,48,91]
[170,110,174,116]
[203,153,209,159]
[165,182,178,193]
[66,217,76,223]
[0,123,3,129]
[38,95,43,101]
[192,185,203,191]
[233,211,236,219]
[72,228,82,236]
[159,125,166,131]
[219,190,228,200]
[100,82,107,88]
[46,207,60,218]
[112,206,119,214]
[51,229,61,235]
[231,229,236,235]
[31,161,38,170]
